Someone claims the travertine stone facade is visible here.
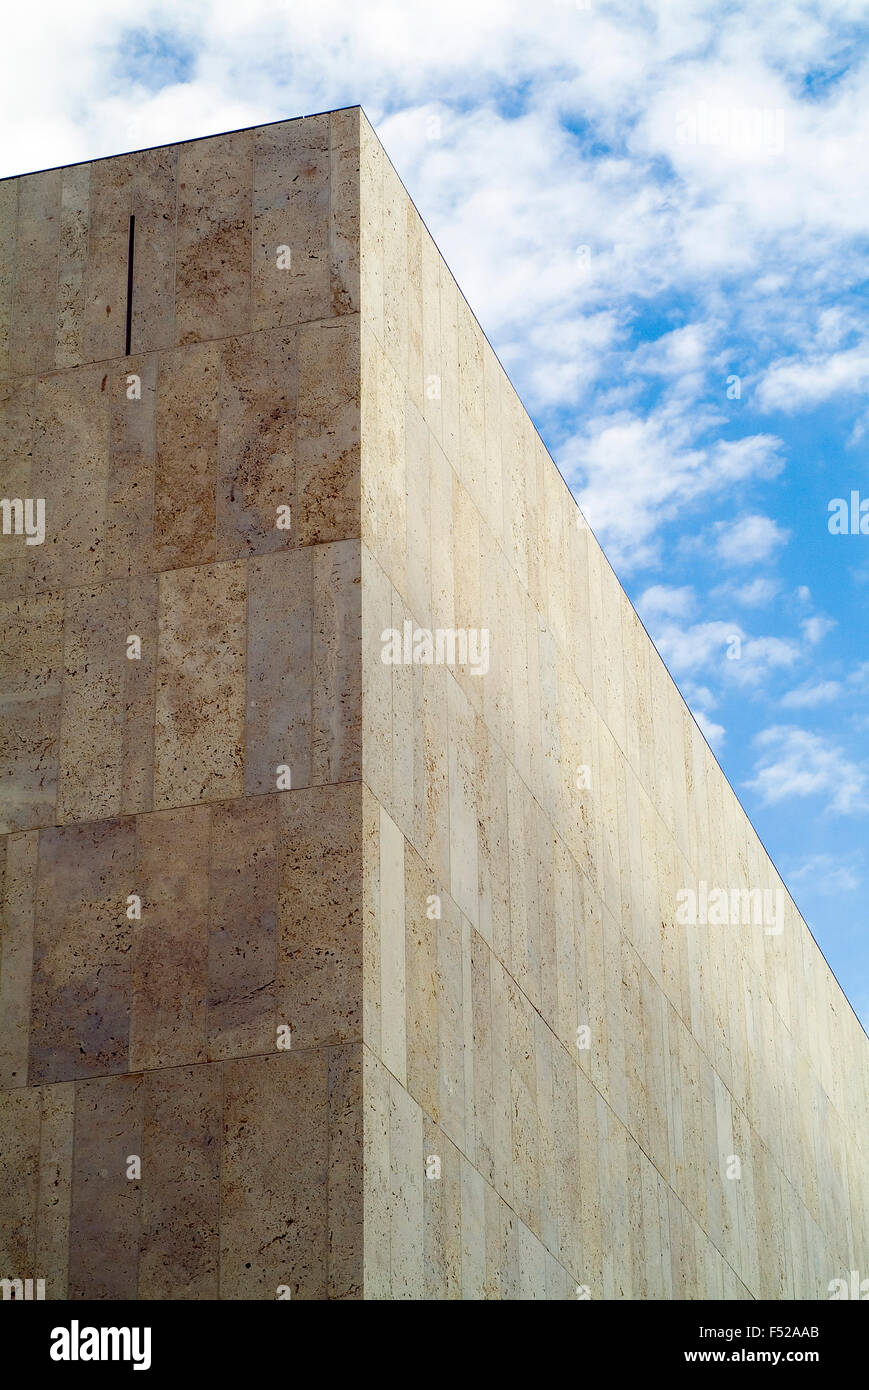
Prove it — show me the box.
[0,111,363,1300]
[1,107,868,1300]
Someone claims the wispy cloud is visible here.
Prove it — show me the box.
[747,725,869,815]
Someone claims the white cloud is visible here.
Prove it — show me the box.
[747,725,869,815]
[636,584,696,622]
[565,405,783,572]
[732,635,803,687]
[757,343,869,413]
[801,615,836,645]
[787,853,862,895]
[710,513,790,567]
[714,576,781,606]
[780,680,842,709]
[646,616,800,689]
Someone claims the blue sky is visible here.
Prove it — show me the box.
[4,0,867,1026]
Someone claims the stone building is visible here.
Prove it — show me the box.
[0,107,867,1299]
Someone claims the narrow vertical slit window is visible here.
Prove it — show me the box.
[125,214,135,356]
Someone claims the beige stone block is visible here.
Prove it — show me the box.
[551,1033,582,1278]
[30,817,135,1084]
[153,342,218,571]
[533,1012,558,1256]
[206,796,277,1061]
[536,801,558,1029]
[216,329,296,560]
[246,540,360,795]
[154,560,246,808]
[0,589,63,832]
[329,109,361,317]
[422,1116,462,1298]
[130,146,178,354]
[82,158,131,365]
[457,299,486,518]
[0,1084,40,1277]
[516,1216,547,1300]
[505,763,537,1008]
[55,164,90,370]
[246,546,313,794]
[221,1050,329,1300]
[362,783,382,1058]
[361,544,392,808]
[404,399,431,629]
[405,200,424,420]
[451,475,483,717]
[601,902,628,1131]
[139,1065,220,1299]
[252,117,330,330]
[176,131,252,345]
[121,575,158,815]
[30,367,110,592]
[358,112,384,344]
[296,317,360,547]
[497,1202,522,1299]
[36,1082,75,1298]
[106,354,157,579]
[389,586,416,836]
[420,651,451,888]
[0,177,17,380]
[57,581,129,823]
[327,1044,363,1299]
[362,1045,391,1297]
[11,171,61,377]
[508,975,540,1237]
[469,927,494,1185]
[473,711,509,955]
[69,1073,143,1299]
[437,894,467,1152]
[378,801,406,1085]
[130,804,211,1071]
[621,936,649,1157]
[381,157,409,383]
[311,538,362,784]
[361,326,406,598]
[447,674,479,927]
[404,841,439,1121]
[489,952,514,1205]
[460,1157,486,1299]
[551,831,578,1056]
[420,227,442,443]
[387,1069,424,1297]
[277,782,361,1049]
[0,831,38,1086]
[438,267,460,473]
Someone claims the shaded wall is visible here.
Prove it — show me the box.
[0,111,363,1300]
